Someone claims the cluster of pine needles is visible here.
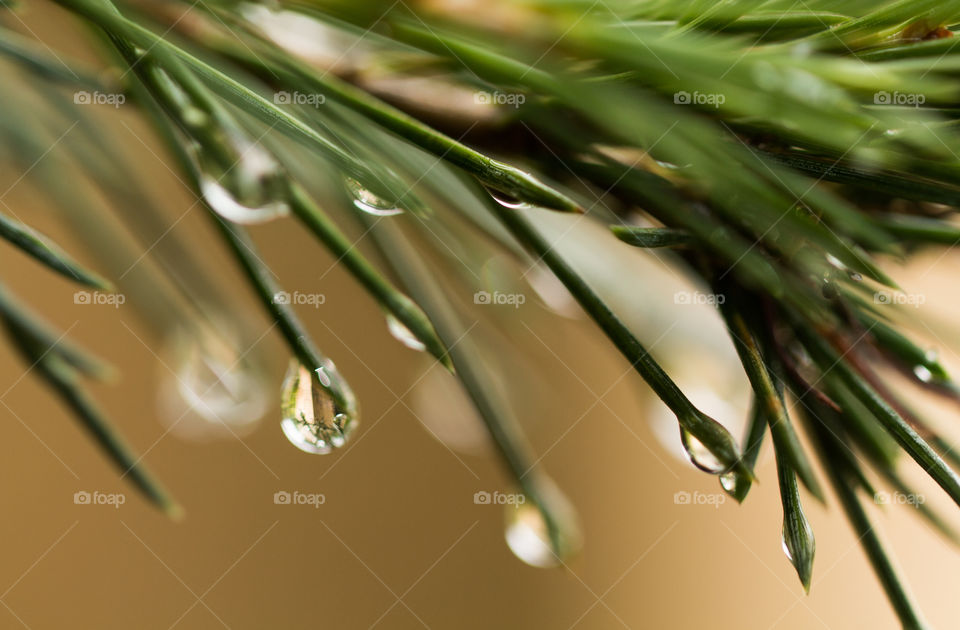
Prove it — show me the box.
[6,0,960,625]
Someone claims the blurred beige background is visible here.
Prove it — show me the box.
[2,3,960,629]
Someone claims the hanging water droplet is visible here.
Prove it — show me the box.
[159,326,269,441]
[280,359,358,454]
[344,178,403,216]
[485,186,532,210]
[680,428,727,474]
[197,142,291,224]
[386,313,426,351]
[719,470,738,493]
[504,484,581,569]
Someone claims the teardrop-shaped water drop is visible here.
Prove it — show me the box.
[345,178,403,216]
[192,140,290,225]
[159,326,269,440]
[504,481,581,569]
[680,428,727,474]
[280,359,358,454]
[386,313,426,351]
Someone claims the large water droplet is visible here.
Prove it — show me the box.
[680,428,727,474]
[280,359,357,454]
[386,313,426,351]
[345,178,403,216]
[159,326,269,440]
[191,139,290,224]
[504,481,581,568]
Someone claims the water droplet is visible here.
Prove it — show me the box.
[159,326,269,441]
[504,484,581,568]
[719,471,738,492]
[188,136,290,225]
[680,428,727,474]
[280,359,358,454]
[386,314,426,351]
[486,186,532,210]
[914,364,934,383]
[345,178,403,216]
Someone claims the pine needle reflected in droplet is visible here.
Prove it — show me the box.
[279,359,358,454]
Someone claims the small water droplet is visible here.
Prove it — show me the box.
[680,428,727,474]
[486,186,532,209]
[504,484,581,568]
[159,326,269,440]
[280,359,357,454]
[719,471,738,492]
[345,178,403,216]
[913,364,934,383]
[386,314,426,351]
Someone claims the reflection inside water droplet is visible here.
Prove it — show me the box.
[280,359,358,454]
[345,178,403,216]
[386,313,426,352]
